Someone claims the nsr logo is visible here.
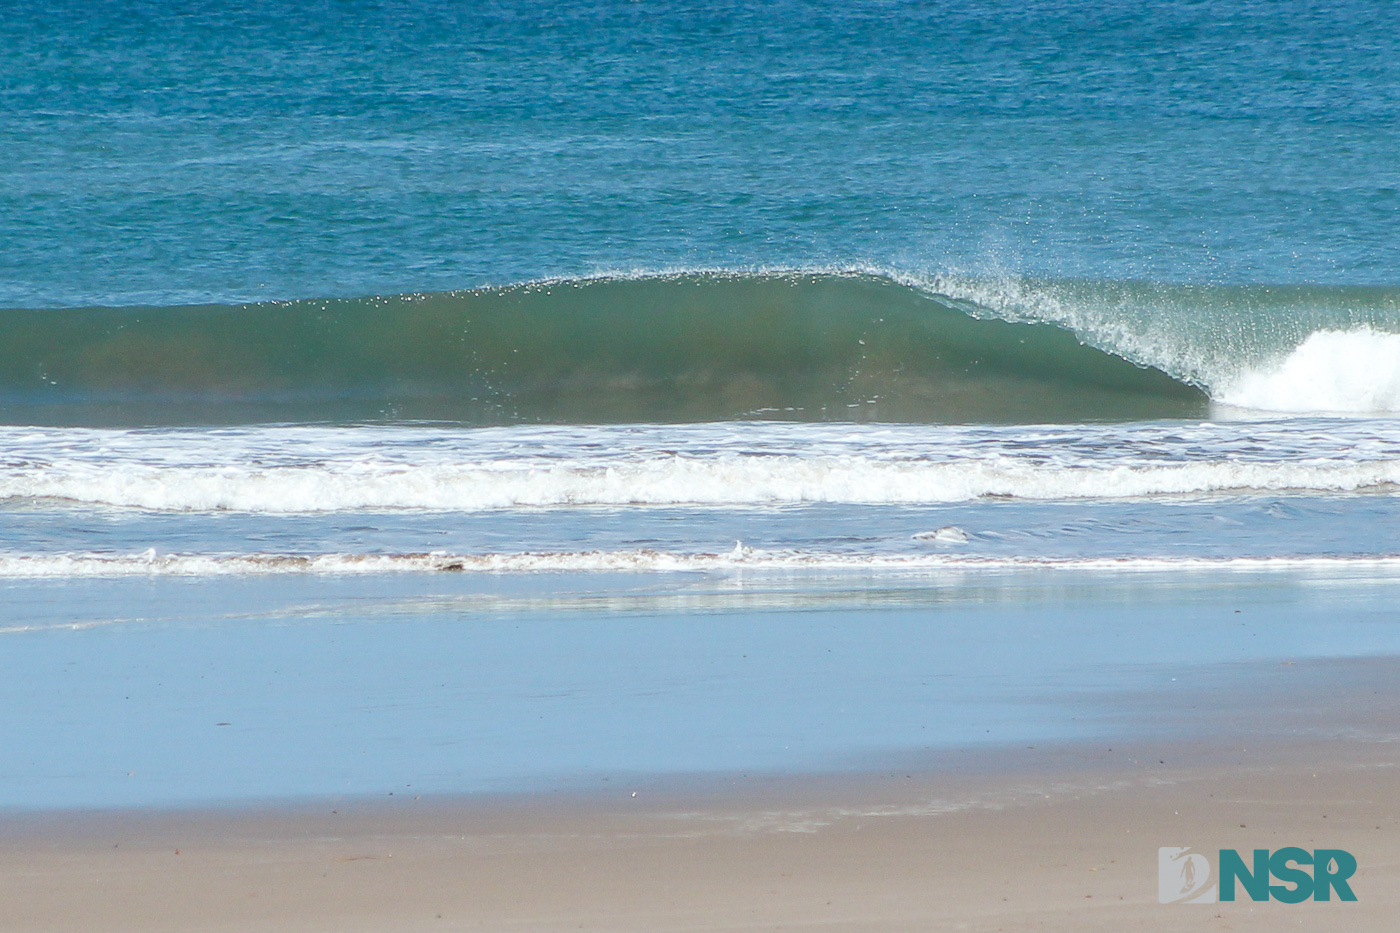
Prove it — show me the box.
[1159,847,1358,904]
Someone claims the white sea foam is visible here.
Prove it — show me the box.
[2,548,1399,578]
[6,456,1400,511]
[912,526,970,543]
[3,421,1398,512]
[1219,327,1400,413]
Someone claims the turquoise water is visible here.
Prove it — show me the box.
[4,1,1400,809]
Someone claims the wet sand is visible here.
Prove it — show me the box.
[4,728,1396,933]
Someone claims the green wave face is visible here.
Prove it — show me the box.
[0,273,1206,426]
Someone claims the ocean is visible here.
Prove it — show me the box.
[3,0,1400,810]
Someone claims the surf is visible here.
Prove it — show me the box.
[5,420,1398,512]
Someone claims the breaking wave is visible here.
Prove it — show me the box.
[5,269,1399,425]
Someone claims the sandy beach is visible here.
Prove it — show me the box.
[6,707,1397,932]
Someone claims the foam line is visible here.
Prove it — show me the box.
[4,548,1400,578]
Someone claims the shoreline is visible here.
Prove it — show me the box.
[3,729,1395,932]
[6,594,1399,931]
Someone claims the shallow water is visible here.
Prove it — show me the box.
[4,565,1399,810]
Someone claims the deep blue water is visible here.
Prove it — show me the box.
[4,0,1399,309]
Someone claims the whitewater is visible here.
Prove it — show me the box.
[2,419,1399,513]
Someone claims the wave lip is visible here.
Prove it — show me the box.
[917,274,1400,411]
[1218,327,1400,414]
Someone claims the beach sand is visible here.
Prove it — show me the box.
[4,727,1396,933]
